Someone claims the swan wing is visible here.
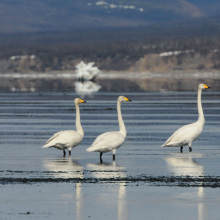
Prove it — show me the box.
[45,131,64,145]
[162,123,202,147]
[86,131,125,153]
[42,130,82,148]
[90,132,112,147]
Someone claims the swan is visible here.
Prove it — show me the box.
[86,96,131,162]
[75,61,100,81]
[161,83,211,152]
[42,98,86,156]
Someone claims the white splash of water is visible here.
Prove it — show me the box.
[75,61,100,81]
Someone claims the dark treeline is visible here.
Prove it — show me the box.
[0,17,220,72]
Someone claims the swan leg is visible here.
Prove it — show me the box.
[180,146,183,153]
[63,150,66,157]
[100,152,103,163]
[112,149,116,161]
[113,154,115,161]
[189,145,192,152]
[69,150,71,156]
[189,143,192,152]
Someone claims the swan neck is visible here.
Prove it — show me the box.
[75,103,84,137]
[197,88,205,124]
[117,100,126,136]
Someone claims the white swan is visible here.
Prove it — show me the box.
[161,83,211,152]
[86,96,131,162]
[75,61,100,81]
[42,98,86,156]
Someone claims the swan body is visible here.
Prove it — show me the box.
[162,122,203,148]
[42,98,86,156]
[86,96,131,161]
[162,84,210,152]
[87,131,125,153]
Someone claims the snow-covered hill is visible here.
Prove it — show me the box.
[0,0,219,33]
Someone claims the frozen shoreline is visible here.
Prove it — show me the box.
[0,71,219,92]
[0,71,220,79]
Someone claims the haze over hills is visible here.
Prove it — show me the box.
[0,0,220,33]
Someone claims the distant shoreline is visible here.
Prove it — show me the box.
[0,71,220,79]
[0,71,218,92]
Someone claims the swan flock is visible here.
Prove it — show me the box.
[42,84,211,160]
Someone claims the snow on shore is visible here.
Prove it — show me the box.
[0,71,220,79]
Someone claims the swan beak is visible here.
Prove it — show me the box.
[124,97,132,102]
[204,85,211,89]
[80,99,86,103]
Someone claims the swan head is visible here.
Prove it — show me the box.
[74,98,86,105]
[118,96,132,102]
[199,84,211,90]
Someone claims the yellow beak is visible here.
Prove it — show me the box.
[80,99,86,103]
[204,85,211,89]
[124,97,132,102]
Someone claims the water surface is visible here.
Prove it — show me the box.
[0,91,220,219]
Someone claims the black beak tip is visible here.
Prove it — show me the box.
[83,101,87,103]
[208,87,211,89]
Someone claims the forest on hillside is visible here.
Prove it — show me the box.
[0,22,220,73]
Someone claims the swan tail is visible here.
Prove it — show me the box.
[161,142,180,147]
[161,144,170,147]
[41,144,51,149]
[86,145,109,152]
[86,147,94,152]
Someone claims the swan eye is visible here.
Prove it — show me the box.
[204,85,209,89]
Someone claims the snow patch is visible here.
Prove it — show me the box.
[10,55,35,60]
[93,1,143,12]
[96,1,107,6]
[160,50,194,57]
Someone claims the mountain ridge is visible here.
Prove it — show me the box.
[0,0,219,33]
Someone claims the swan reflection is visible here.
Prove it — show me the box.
[87,161,126,178]
[165,157,204,176]
[165,156,207,220]
[43,157,83,178]
[43,157,84,220]
[87,161,128,220]
[74,81,101,96]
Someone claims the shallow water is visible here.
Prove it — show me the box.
[1,184,220,220]
[0,91,220,219]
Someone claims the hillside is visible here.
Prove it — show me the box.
[0,31,220,73]
[0,0,219,33]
